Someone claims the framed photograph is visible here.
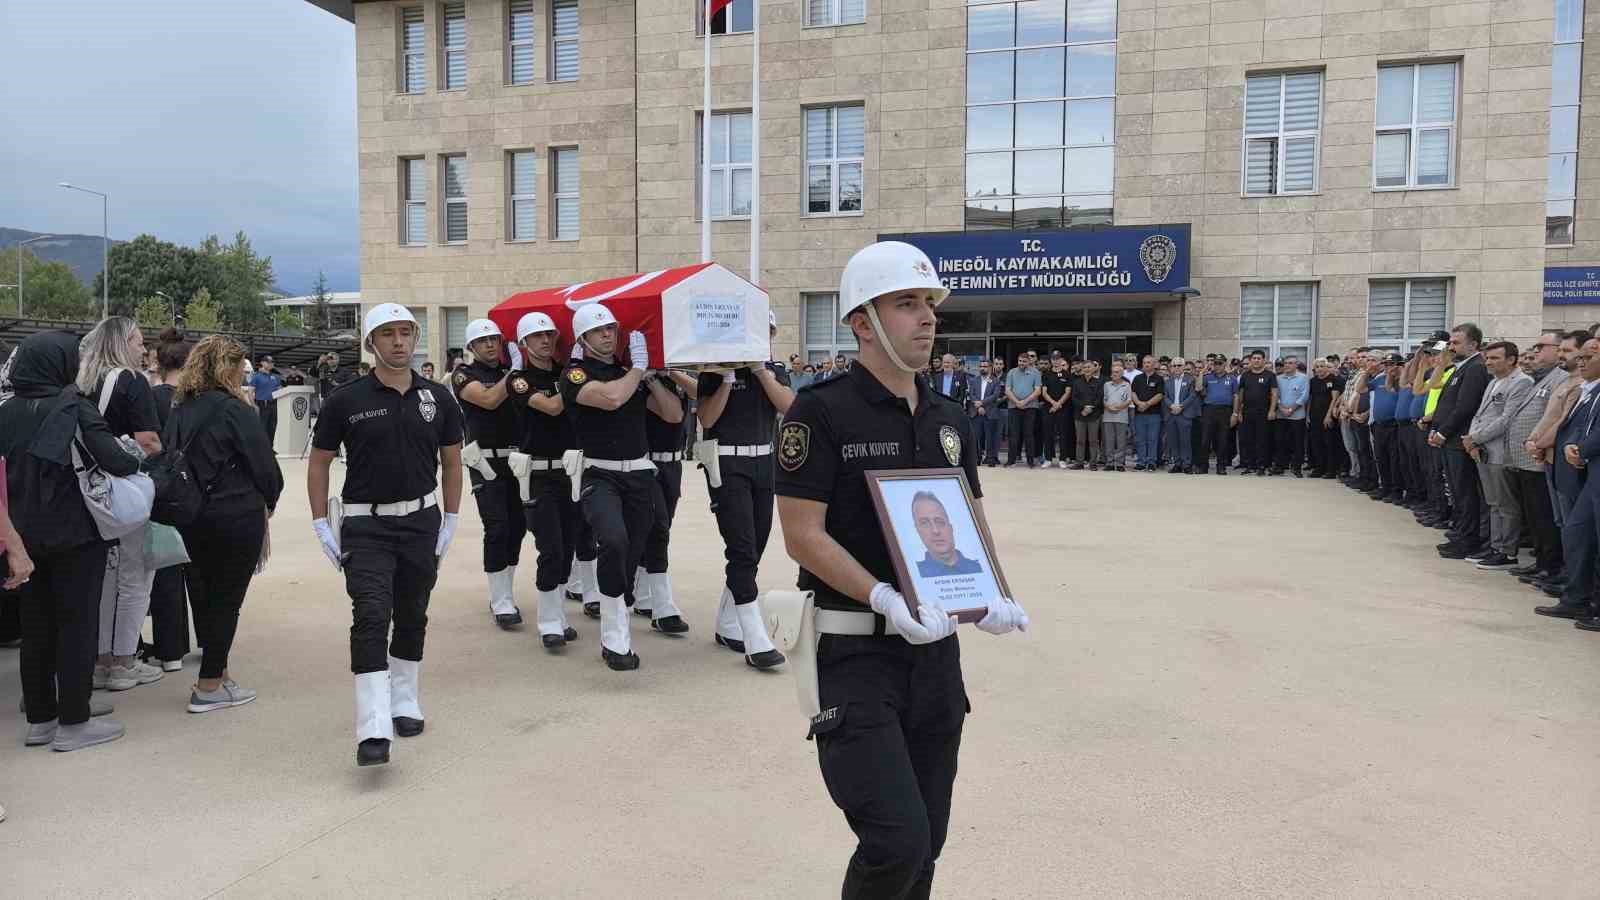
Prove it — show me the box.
[864,468,1011,624]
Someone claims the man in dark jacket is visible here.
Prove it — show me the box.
[1430,323,1492,559]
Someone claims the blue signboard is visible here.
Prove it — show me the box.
[882,226,1191,296]
[1545,266,1600,305]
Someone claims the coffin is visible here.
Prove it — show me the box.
[488,263,770,370]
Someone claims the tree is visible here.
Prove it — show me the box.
[92,231,276,330]
[1,247,96,320]
[184,287,222,331]
[305,270,333,337]
[199,231,275,332]
[133,295,173,329]
[270,308,302,335]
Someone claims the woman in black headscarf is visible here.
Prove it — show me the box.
[0,331,140,752]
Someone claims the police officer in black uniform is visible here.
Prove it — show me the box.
[558,302,682,671]
[451,318,528,629]
[503,311,583,651]
[776,242,1029,899]
[697,310,792,669]
[309,303,464,767]
[628,371,695,633]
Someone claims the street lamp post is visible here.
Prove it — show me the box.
[16,234,54,317]
[58,182,109,320]
[154,290,172,326]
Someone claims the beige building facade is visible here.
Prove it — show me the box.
[315,0,1597,369]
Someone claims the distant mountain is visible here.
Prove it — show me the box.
[0,227,118,286]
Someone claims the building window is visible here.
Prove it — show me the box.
[551,147,580,240]
[1240,283,1316,361]
[400,7,427,93]
[444,307,468,355]
[409,307,431,369]
[805,105,865,215]
[548,0,579,81]
[402,157,427,245]
[1374,62,1457,189]
[1549,0,1584,246]
[507,150,537,241]
[698,0,753,35]
[1367,280,1449,351]
[803,292,859,362]
[1243,71,1321,196]
[805,0,864,28]
[441,2,466,90]
[964,0,1116,230]
[698,111,753,219]
[442,154,468,243]
[329,305,359,332]
[507,0,536,85]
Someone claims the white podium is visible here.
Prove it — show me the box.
[272,386,317,457]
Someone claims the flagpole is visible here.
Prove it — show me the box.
[749,0,760,285]
[702,0,713,263]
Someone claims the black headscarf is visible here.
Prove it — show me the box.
[5,331,86,465]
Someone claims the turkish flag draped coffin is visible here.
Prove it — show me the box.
[488,263,770,370]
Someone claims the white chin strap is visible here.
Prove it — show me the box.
[368,338,413,371]
[862,303,920,375]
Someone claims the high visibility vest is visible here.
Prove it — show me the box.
[1424,366,1455,417]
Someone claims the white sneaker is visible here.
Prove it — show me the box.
[106,660,163,691]
[1058,460,1069,469]
[161,659,183,673]
[92,665,109,691]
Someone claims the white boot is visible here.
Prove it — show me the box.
[355,671,394,743]
[579,558,598,597]
[536,588,569,638]
[599,593,638,670]
[388,656,422,722]
[648,572,682,620]
[631,566,652,616]
[715,587,742,644]
[505,564,519,611]
[736,599,777,655]
[562,559,581,600]
[487,569,516,616]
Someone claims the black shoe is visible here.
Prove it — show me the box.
[393,716,424,738]
[1322,471,1338,479]
[1463,547,1496,563]
[542,626,580,650]
[746,648,786,670]
[714,633,746,654]
[1574,617,1600,632]
[583,601,600,619]
[357,738,390,767]
[632,605,653,618]
[651,615,690,634]
[565,589,583,603]
[1069,462,1085,470]
[1256,468,1267,477]
[1508,563,1543,578]
[1535,602,1591,619]
[1438,545,1471,559]
[1474,553,1517,570]
[495,609,523,630]
[601,648,641,671]
[1541,583,1565,599]
[1168,465,1184,473]
[1216,468,1227,475]
[1291,468,1302,478]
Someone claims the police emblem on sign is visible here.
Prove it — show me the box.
[938,425,961,465]
[292,396,308,421]
[779,421,810,472]
[1138,234,1177,284]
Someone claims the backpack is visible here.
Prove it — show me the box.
[144,394,225,527]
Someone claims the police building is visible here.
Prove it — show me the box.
[308,0,1590,369]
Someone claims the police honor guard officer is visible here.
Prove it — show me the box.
[308,304,464,767]
[627,371,695,633]
[451,318,529,629]
[559,303,684,670]
[697,310,794,669]
[775,242,1028,898]
[504,312,583,650]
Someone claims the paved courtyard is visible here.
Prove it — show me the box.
[2,458,1597,898]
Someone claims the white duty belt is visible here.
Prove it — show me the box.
[814,608,901,637]
[716,443,773,457]
[340,494,438,518]
[649,451,684,463]
[506,452,561,502]
[560,451,655,503]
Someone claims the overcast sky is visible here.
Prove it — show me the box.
[1,0,357,295]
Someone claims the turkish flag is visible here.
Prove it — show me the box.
[707,0,734,20]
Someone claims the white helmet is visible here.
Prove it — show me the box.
[464,318,502,347]
[363,302,419,344]
[569,302,618,341]
[837,241,948,324]
[516,311,558,343]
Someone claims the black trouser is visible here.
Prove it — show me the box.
[470,458,526,573]
[1239,411,1271,469]
[1273,418,1306,470]
[20,540,110,726]
[708,457,775,606]
[1200,405,1231,470]
[0,586,19,644]
[642,461,682,574]
[1513,467,1562,572]
[1353,422,1377,487]
[148,564,191,662]
[1425,441,1450,517]
[181,506,266,680]
[1306,413,1336,472]
[525,472,582,591]
[1031,407,1046,461]
[1007,408,1037,464]
[256,400,277,444]
[1398,423,1423,497]
[1371,421,1399,493]
[1444,441,1485,546]
[580,468,654,598]
[341,505,439,674]
[1044,408,1071,460]
[812,631,966,900]
[1189,410,1204,465]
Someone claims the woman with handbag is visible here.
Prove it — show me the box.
[145,328,193,673]
[1,331,140,751]
[170,335,283,713]
[77,316,166,692]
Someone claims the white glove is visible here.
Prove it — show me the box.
[869,582,956,645]
[628,330,649,371]
[976,596,1029,635]
[436,512,459,559]
[312,517,342,571]
[722,370,737,384]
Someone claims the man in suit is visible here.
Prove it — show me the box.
[933,353,969,406]
[970,358,1004,466]
[1164,357,1202,473]
[1544,337,1600,624]
[1430,323,1492,559]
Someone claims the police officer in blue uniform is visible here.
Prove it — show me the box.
[451,318,528,629]
[628,371,695,634]
[309,304,464,767]
[776,242,1029,899]
[1199,354,1238,474]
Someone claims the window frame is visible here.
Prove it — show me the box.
[1365,278,1452,348]
[506,149,538,242]
[399,6,427,94]
[803,0,865,29]
[1372,62,1458,191]
[550,146,580,241]
[1548,1,1585,247]
[549,0,579,82]
[506,0,537,86]
[440,1,466,91]
[803,104,866,217]
[441,153,468,245]
[401,156,428,246]
[697,110,754,221]
[802,292,859,361]
[697,0,753,36]
[1240,70,1323,197]
[1239,282,1318,361]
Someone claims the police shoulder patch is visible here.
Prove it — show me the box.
[453,370,470,388]
[511,376,529,394]
[779,421,810,472]
[939,424,962,466]
[566,367,587,385]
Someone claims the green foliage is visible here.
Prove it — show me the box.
[271,308,303,335]
[133,295,173,329]
[0,247,96,320]
[184,287,222,332]
[91,230,275,330]
[305,271,332,337]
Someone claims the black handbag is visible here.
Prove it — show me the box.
[144,397,225,527]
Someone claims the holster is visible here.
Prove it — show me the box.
[693,439,723,489]
[461,441,497,481]
[760,590,819,719]
[327,496,345,542]
[507,451,534,503]
[561,449,585,503]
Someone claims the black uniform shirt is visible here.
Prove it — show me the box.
[558,355,648,460]
[95,369,160,438]
[697,363,790,446]
[776,367,982,612]
[1308,374,1346,419]
[505,363,574,458]
[312,372,463,503]
[1041,368,1069,405]
[450,359,521,450]
[1238,369,1278,413]
[1131,371,1163,407]
[646,377,690,454]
